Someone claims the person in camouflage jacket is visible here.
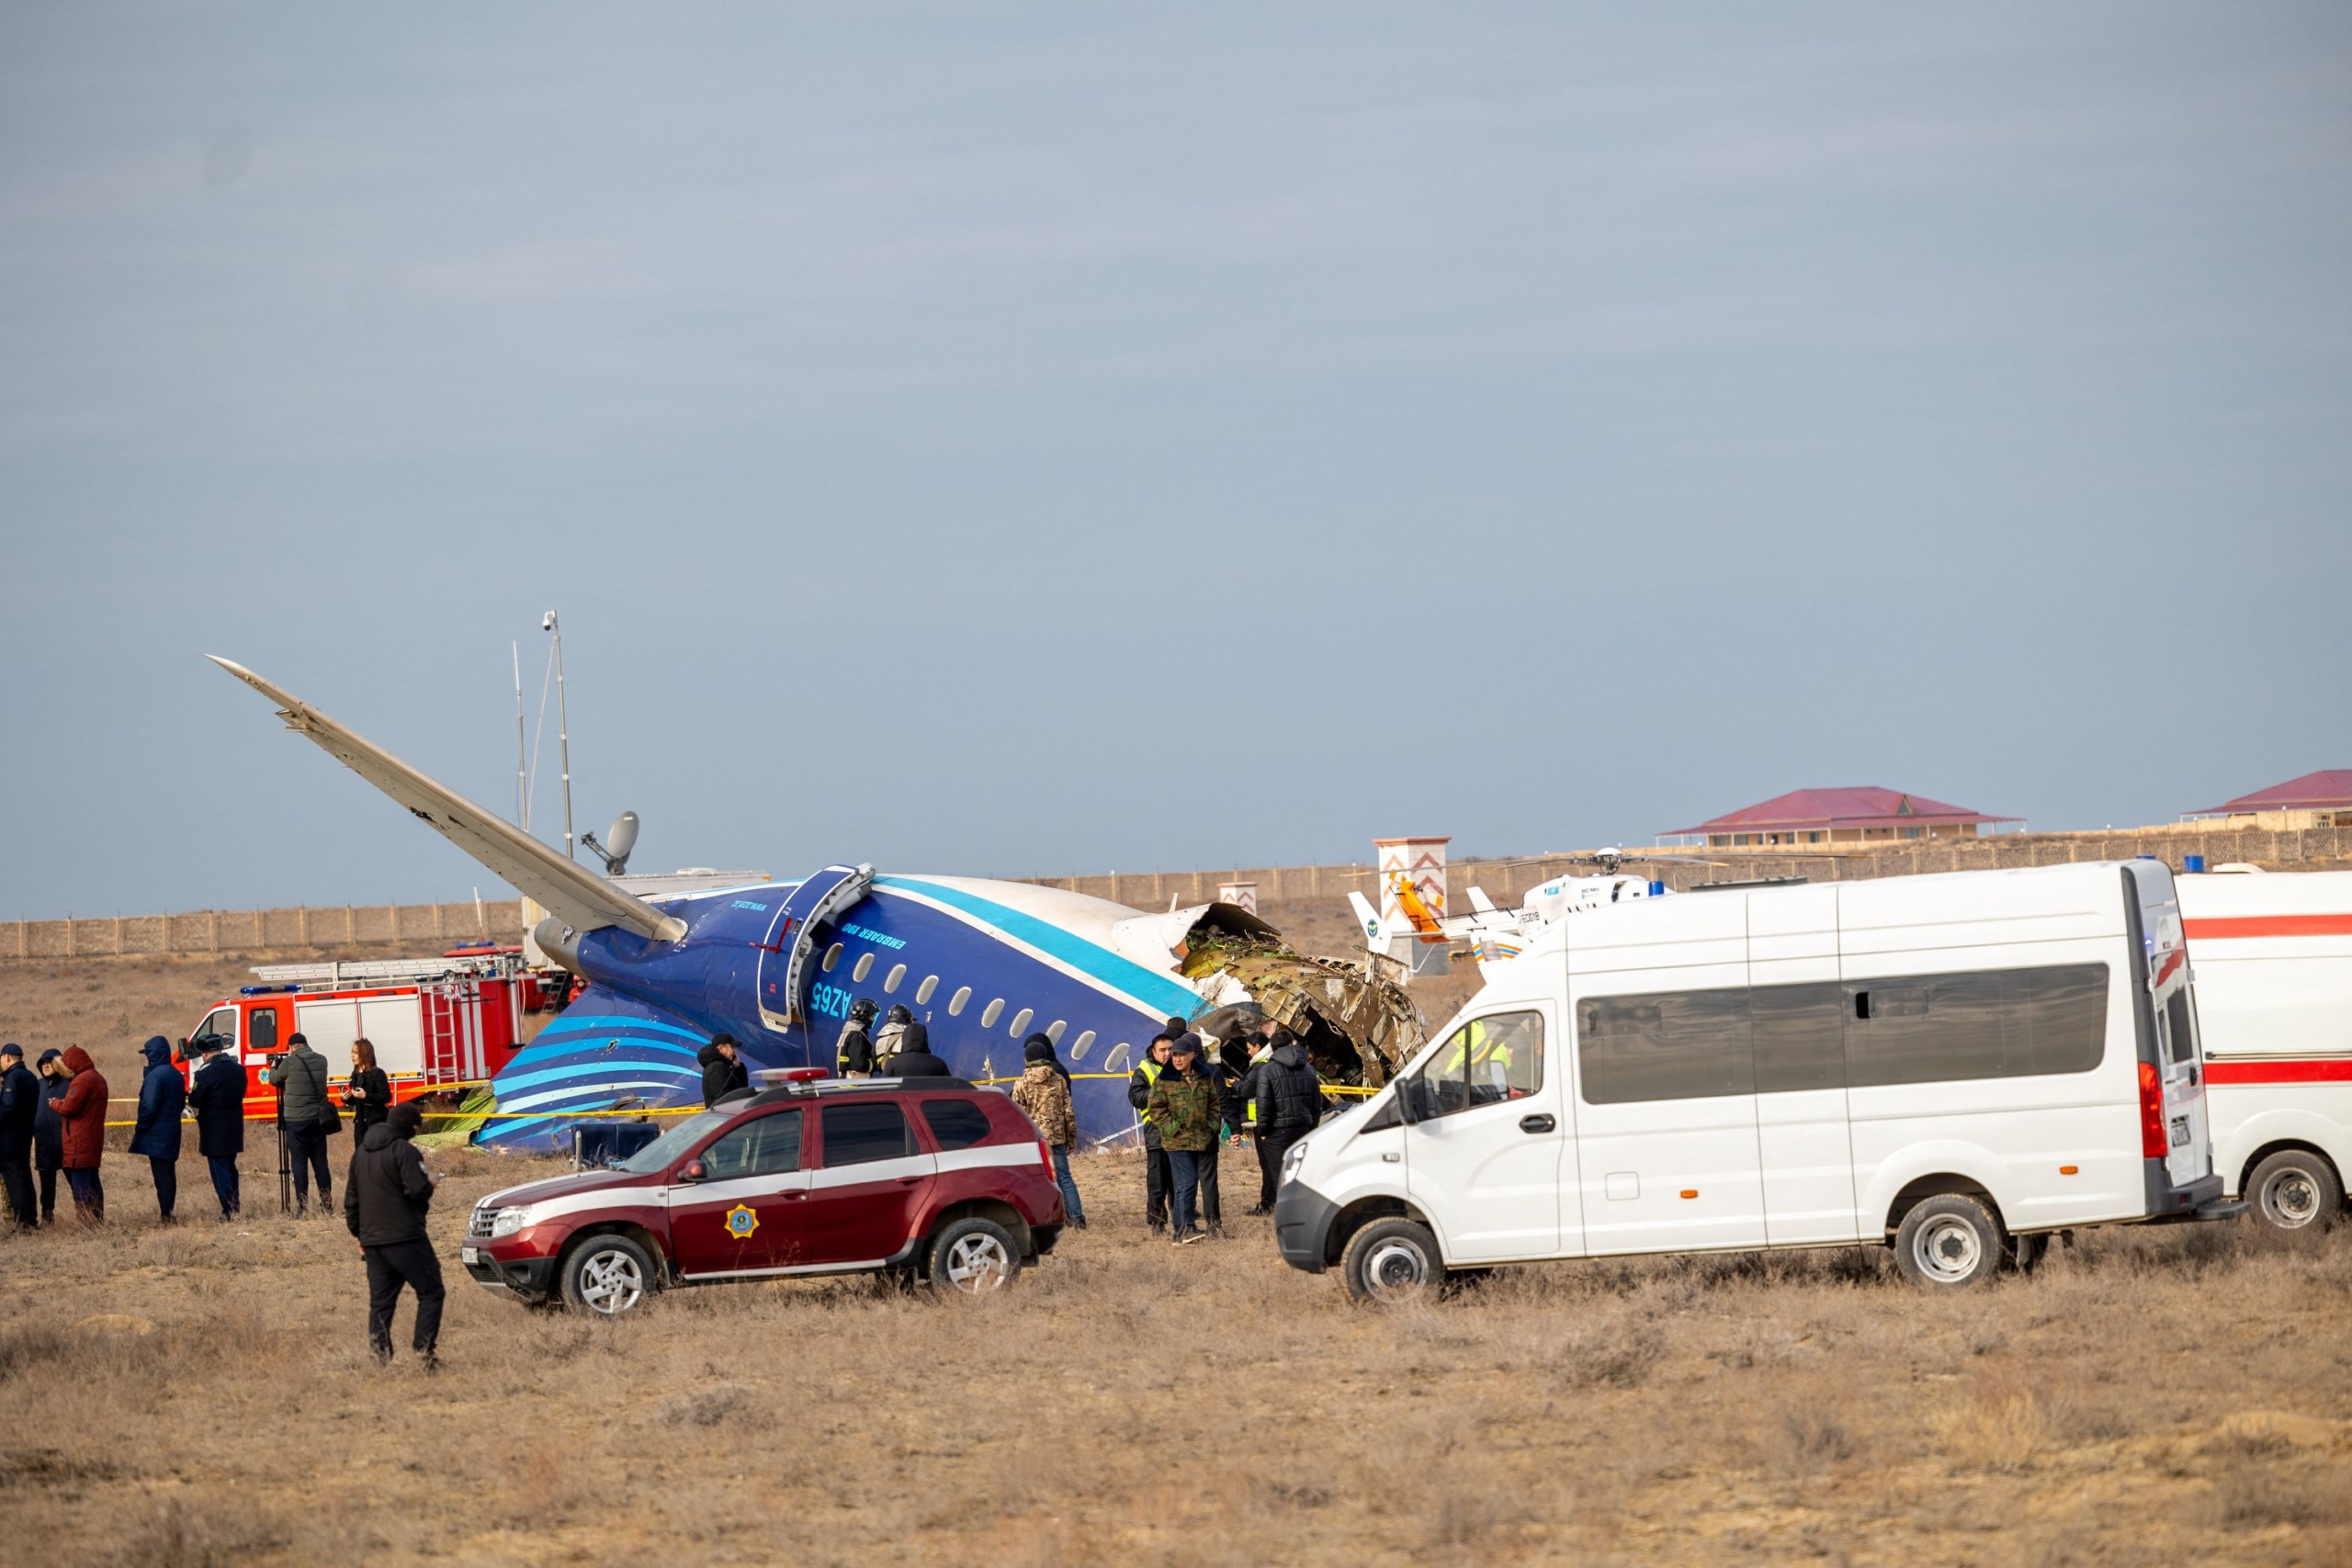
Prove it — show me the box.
[1012,1035,1085,1227]
[1146,1034,1220,1242]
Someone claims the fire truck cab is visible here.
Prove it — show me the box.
[182,948,540,1118]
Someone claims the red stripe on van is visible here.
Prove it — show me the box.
[2205,1059,2352,1085]
[2184,914,2352,940]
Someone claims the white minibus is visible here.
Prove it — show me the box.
[2178,868,2352,1230]
[1275,860,2240,1297]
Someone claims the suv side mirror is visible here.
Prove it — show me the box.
[676,1159,707,1185]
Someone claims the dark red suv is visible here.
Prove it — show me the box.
[460,1077,1065,1314]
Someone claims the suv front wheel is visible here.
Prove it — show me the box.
[561,1234,658,1316]
[929,1217,1022,1294]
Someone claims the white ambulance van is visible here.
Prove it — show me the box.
[2177,868,2352,1230]
[1274,861,2240,1298]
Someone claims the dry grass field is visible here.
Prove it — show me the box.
[4,953,2350,1567]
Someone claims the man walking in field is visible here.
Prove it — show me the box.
[1146,1033,1221,1245]
[345,1100,444,1369]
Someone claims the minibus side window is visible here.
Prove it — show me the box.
[1411,1011,1544,1119]
[247,1007,278,1055]
[1578,988,1753,1104]
[1750,983,1845,1093]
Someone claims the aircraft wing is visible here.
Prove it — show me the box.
[208,656,687,943]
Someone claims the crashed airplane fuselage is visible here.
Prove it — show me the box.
[206,658,1418,1150]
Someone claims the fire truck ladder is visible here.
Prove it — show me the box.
[423,980,467,1087]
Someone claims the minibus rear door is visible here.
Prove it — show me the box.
[2131,863,2211,1189]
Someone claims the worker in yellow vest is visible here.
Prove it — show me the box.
[1126,1029,1179,1233]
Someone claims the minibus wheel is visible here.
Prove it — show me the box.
[1342,1219,1441,1305]
[1893,1195,2001,1290]
[2247,1150,2341,1231]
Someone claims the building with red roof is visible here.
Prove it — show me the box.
[1663,787,2020,850]
[2188,770,2352,829]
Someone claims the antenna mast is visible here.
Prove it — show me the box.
[512,640,527,829]
[545,610,575,861]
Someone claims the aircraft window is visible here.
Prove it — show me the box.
[852,953,876,983]
[884,963,907,994]
[1071,1030,1096,1061]
[948,987,971,1017]
[1008,1007,1034,1037]
[1104,1043,1131,1073]
[821,942,843,974]
[916,976,938,1005]
[980,998,1004,1029]
[1046,1020,1067,1045]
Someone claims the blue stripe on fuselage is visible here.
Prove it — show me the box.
[873,876,1197,1017]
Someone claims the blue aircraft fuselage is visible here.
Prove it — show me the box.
[481,873,1202,1150]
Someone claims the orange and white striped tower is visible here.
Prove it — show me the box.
[1374,836,1451,979]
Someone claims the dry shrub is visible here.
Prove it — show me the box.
[499,1440,594,1521]
[1772,1402,1856,1472]
[2216,1471,2349,1530]
[1932,1382,2051,1472]
[107,1497,283,1568]
[658,1381,763,1429]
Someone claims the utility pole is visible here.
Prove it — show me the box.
[545,610,575,860]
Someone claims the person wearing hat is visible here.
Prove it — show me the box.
[835,998,880,1078]
[185,1032,247,1220]
[1145,1032,1221,1244]
[1127,1029,1179,1232]
[345,1100,443,1369]
[127,1035,187,1224]
[1012,1033,1085,1228]
[32,1049,69,1224]
[879,1021,952,1078]
[698,1032,749,1107]
[265,1031,334,1215]
[0,1043,40,1230]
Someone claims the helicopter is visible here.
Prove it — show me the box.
[1346,847,1724,971]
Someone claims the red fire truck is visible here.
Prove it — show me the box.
[181,947,544,1118]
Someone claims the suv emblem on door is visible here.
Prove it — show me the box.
[724,1204,760,1238]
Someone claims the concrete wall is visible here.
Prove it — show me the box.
[6,900,526,960]
[7,821,2345,961]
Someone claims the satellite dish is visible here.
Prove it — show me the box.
[582,810,639,876]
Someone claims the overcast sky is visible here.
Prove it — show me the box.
[3,4,2347,919]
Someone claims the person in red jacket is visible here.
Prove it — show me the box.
[54,1045,108,1224]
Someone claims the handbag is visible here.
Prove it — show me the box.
[309,1055,343,1136]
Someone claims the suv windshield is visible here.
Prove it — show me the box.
[616,1110,731,1174]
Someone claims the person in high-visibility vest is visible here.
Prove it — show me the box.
[1126,1030,1178,1233]
[1441,1019,1516,1103]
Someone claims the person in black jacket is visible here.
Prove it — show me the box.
[880,1021,952,1077]
[344,1100,442,1368]
[698,1034,749,1106]
[1127,1029,1178,1233]
[342,1036,391,1137]
[128,1035,187,1223]
[835,998,879,1077]
[0,1043,40,1230]
[185,1035,246,1220]
[1243,1027,1327,1211]
[32,1049,67,1225]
